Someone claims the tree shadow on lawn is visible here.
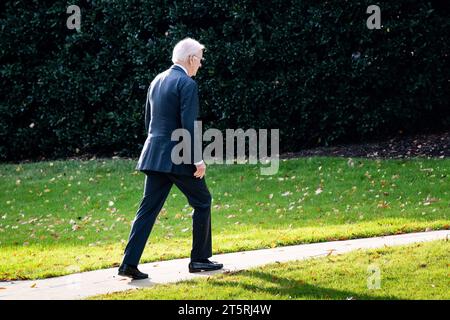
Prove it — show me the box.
[211,270,398,300]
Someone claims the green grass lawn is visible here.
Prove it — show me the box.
[90,240,450,300]
[0,157,448,280]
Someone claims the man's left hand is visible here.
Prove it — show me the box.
[194,162,206,179]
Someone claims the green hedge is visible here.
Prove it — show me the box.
[1,0,449,161]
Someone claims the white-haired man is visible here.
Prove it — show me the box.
[118,38,223,279]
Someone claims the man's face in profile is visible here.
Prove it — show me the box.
[189,49,203,77]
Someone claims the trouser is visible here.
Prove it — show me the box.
[122,170,212,266]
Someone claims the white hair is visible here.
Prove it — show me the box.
[171,37,205,64]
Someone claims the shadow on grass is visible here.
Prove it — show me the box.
[209,270,397,300]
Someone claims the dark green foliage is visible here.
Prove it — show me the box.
[1,0,449,161]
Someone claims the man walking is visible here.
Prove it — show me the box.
[118,38,223,280]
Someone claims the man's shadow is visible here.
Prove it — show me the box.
[121,269,398,299]
[207,270,397,300]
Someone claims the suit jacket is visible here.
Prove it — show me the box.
[136,65,202,176]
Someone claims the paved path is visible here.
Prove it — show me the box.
[0,230,448,300]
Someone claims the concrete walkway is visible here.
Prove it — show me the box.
[0,230,448,300]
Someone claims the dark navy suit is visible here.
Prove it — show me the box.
[122,65,212,266]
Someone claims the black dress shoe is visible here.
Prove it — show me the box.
[189,259,223,273]
[118,264,148,280]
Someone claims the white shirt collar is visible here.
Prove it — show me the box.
[174,63,188,76]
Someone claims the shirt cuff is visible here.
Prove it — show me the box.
[194,160,204,166]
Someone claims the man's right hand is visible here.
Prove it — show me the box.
[194,162,206,179]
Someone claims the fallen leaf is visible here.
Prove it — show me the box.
[377,201,390,209]
[347,158,354,167]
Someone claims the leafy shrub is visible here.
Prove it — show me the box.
[1,0,448,161]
